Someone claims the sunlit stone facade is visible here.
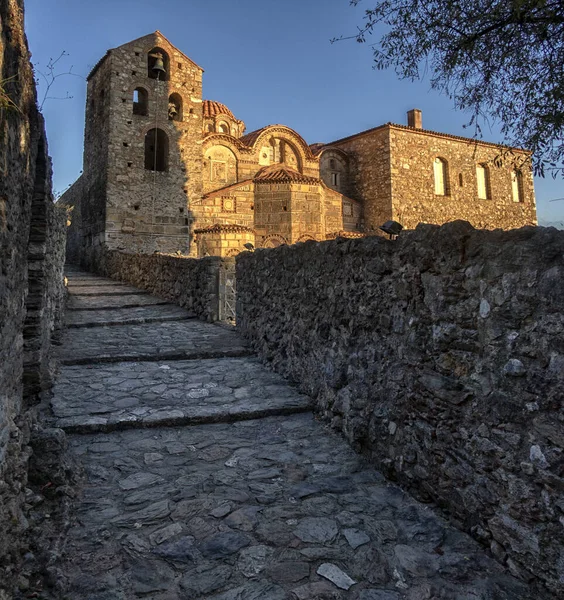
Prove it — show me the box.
[63,31,537,261]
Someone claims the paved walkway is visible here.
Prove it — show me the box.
[49,268,541,599]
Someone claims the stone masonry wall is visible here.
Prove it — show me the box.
[93,249,230,322]
[329,126,392,232]
[0,0,67,594]
[236,222,564,596]
[389,127,537,230]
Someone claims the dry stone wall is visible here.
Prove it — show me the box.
[0,0,67,594]
[93,249,233,322]
[236,222,564,596]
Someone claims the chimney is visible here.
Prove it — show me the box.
[407,109,422,129]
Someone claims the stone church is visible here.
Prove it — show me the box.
[63,31,537,260]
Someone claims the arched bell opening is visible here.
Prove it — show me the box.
[148,47,169,81]
[133,87,148,116]
[168,93,183,122]
[144,128,169,172]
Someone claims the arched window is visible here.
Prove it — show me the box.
[511,169,524,202]
[168,93,183,121]
[207,123,214,132]
[433,157,449,196]
[218,122,229,134]
[148,47,169,80]
[132,87,148,116]
[476,164,491,199]
[144,128,169,172]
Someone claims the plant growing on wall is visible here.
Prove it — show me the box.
[0,75,21,114]
[335,0,564,177]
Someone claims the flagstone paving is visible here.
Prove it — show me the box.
[66,304,195,328]
[48,269,545,599]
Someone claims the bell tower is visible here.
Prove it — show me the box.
[83,31,204,254]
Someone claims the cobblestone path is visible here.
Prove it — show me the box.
[50,269,541,599]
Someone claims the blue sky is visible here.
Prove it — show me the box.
[25,0,564,226]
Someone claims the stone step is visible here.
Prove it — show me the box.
[69,286,150,296]
[68,294,170,311]
[67,279,125,287]
[66,304,196,328]
[56,320,250,365]
[51,357,312,433]
[56,413,534,599]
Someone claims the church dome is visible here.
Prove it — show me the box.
[203,100,235,119]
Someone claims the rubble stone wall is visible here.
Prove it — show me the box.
[0,0,67,594]
[94,249,229,322]
[236,222,564,596]
[389,127,537,230]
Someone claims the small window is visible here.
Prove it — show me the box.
[433,157,449,196]
[459,173,463,187]
[218,122,229,134]
[329,159,336,169]
[144,128,169,172]
[331,172,340,187]
[476,164,491,199]
[511,170,524,203]
[133,87,148,116]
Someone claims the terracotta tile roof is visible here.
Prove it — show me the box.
[309,143,325,156]
[194,223,255,234]
[326,123,528,153]
[202,179,254,199]
[253,166,320,185]
[239,127,269,147]
[203,100,235,119]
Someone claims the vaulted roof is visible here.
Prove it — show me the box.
[253,165,320,185]
[203,100,235,119]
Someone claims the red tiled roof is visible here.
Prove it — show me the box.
[253,165,320,185]
[327,123,528,153]
[239,127,268,147]
[309,143,325,156]
[202,179,254,199]
[203,100,235,119]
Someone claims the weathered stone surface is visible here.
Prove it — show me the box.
[56,318,249,365]
[294,517,339,543]
[0,1,67,595]
[199,532,251,558]
[180,565,233,595]
[51,413,540,598]
[66,303,194,328]
[343,528,370,549]
[237,222,564,596]
[43,271,549,599]
[51,356,311,433]
[317,563,357,590]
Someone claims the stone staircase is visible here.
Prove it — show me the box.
[46,268,542,599]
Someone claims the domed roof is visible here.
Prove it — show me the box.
[203,100,235,119]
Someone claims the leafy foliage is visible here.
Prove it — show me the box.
[341,0,564,176]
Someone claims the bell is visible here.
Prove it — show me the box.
[150,53,166,75]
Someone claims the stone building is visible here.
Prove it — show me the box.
[63,32,537,262]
